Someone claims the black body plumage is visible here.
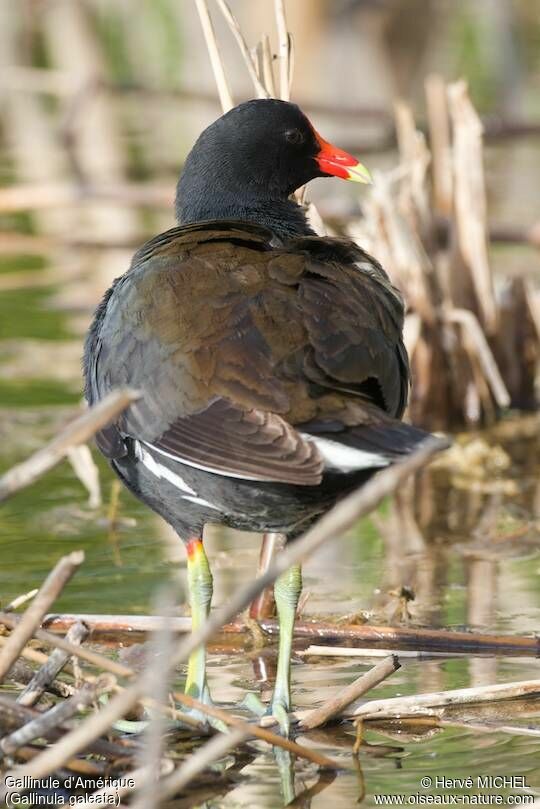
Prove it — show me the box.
[84,100,431,543]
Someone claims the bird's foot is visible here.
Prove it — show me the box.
[267,697,291,737]
[242,692,291,736]
[175,685,228,733]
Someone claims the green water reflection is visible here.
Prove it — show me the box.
[0,257,539,808]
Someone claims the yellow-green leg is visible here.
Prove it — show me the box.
[182,537,227,730]
[184,538,213,702]
[270,563,302,735]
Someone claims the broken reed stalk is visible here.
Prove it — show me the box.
[344,678,540,722]
[27,612,540,657]
[215,0,269,99]
[194,0,233,112]
[2,439,443,784]
[4,590,39,612]
[0,388,140,502]
[0,552,84,682]
[300,645,467,659]
[353,78,540,429]
[0,613,133,679]
[274,0,291,100]
[16,621,88,707]
[299,655,400,730]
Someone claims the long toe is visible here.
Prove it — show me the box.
[268,697,291,737]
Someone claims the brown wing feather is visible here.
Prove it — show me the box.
[151,399,322,485]
[87,222,409,481]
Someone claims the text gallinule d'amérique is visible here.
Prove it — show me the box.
[84,99,434,733]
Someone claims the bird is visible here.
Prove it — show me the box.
[84,98,434,734]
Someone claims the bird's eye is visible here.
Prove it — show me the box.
[284,129,304,145]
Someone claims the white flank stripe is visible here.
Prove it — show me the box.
[303,434,389,472]
[134,441,219,510]
[139,439,265,482]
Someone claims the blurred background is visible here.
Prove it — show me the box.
[0,4,540,805]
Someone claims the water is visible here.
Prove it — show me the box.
[0,254,539,807]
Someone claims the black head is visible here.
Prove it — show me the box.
[175,99,370,239]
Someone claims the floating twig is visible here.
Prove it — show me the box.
[347,678,540,721]
[299,656,400,730]
[29,612,540,657]
[299,645,467,659]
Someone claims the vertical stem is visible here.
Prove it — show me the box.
[274,0,291,101]
[194,0,234,113]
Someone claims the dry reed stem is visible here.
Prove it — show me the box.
[66,445,101,509]
[0,637,54,669]
[448,80,497,333]
[0,613,132,679]
[0,388,140,502]
[4,590,39,612]
[215,0,269,99]
[299,655,400,731]
[261,34,277,97]
[446,308,510,407]
[425,74,453,215]
[4,439,443,782]
[394,100,431,234]
[346,678,540,721]
[195,0,234,112]
[0,552,84,682]
[274,0,291,100]
[17,612,539,656]
[299,645,468,659]
[17,621,89,708]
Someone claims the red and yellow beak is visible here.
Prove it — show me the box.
[314,131,372,184]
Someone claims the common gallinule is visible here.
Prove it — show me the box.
[84,99,431,733]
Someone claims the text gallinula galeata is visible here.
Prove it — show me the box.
[84,99,432,733]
